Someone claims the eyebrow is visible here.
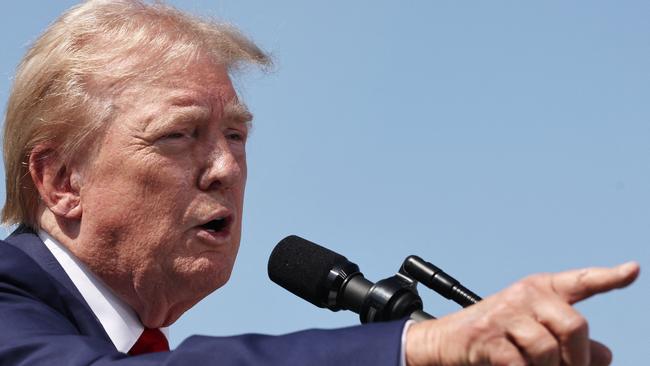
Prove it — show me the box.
[147,98,253,132]
[223,100,253,126]
[139,105,207,135]
[166,96,253,124]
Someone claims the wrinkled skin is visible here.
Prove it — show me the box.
[35,60,250,327]
[405,262,639,366]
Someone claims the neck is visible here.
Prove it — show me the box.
[37,206,182,328]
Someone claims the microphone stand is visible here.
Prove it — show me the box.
[349,256,481,324]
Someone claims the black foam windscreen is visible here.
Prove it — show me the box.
[268,235,350,308]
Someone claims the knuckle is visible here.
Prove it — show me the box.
[523,272,550,285]
[470,299,513,332]
[468,312,496,336]
[509,280,529,294]
[508,281,529,298]
[562,313,589,335]
[504,279,538,304]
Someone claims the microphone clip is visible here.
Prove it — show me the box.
[356,255,482,324]
[359,271,426,323]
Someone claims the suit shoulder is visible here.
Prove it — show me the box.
[0,239,62,302]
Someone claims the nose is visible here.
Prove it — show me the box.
[197,139,245,192]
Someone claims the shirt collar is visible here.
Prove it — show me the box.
[38,230,169,353]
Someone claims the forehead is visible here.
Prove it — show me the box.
[112,61,245,125]
[139,61,236,103]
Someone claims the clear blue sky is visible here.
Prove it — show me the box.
[2,1,649,364]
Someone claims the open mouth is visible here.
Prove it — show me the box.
[199,216,231,234]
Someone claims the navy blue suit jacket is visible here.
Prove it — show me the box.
[0,227,405,365]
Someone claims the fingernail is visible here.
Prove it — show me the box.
[618,261,639,276]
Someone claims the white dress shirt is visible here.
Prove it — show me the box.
[40,230,410,363]
[39,230,168,353]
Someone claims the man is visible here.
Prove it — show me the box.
[0,1,639,365]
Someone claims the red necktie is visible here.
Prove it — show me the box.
[128,328,170,355]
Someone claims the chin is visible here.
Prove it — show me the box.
[174,255,234,292]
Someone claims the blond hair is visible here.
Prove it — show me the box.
[3,0,270,228]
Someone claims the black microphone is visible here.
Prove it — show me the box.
[268,235,433,323]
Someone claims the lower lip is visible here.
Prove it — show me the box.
[196,226,231,245]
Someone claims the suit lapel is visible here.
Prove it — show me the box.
[5,225,112,343]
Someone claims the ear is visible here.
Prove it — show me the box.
[29,146,83,220]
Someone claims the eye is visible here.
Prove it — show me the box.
[162,132,186,140]
[226,130,246,142]
[160,128,198,141]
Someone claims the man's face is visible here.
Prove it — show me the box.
[75,60,249,325]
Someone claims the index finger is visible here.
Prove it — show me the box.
[550,262,640,304]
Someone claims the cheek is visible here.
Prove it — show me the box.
[133,158,196,201]
[117,156,195,210]
[82,152,199,243]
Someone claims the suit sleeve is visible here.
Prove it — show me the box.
[0,278,406,366]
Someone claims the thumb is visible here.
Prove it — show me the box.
[589,340,612,366]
